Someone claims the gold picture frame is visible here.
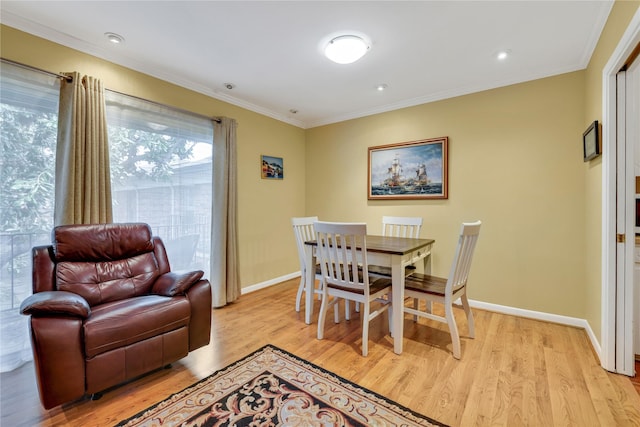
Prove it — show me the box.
[368,137,448,200]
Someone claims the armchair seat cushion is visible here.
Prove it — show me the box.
[83,295,190,358]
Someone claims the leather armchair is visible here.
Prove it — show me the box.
[20,223,212,409]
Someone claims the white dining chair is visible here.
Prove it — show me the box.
[369,216,425,278]
[382,215,423,238]
[292,217,358,318]
[402,220,481,359]
[291,216,322,312]
[314,221,392,356]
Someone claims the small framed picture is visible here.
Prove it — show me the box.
[261,155,283,179]
[583,120,600,162]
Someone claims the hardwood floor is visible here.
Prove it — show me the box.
[2,278,640,426]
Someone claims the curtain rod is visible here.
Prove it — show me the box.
[2,57,222,123]
[106,88,222,123]
[1,57,72,81]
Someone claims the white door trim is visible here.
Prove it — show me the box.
[602,8,640,373]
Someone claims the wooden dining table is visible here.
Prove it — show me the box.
[304,235,435,354]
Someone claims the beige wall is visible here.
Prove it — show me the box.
[583,1,639,341]
[0,25,307,287]
[2,0,639,340]
[306,72,587,317]
[304,0,640,335]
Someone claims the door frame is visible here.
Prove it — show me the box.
[602,8,640,373]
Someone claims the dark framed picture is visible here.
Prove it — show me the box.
[261,155,283,179]
[368,137,448,200]
[583,120,600,162]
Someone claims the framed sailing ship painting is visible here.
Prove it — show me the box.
[368,137,448,200]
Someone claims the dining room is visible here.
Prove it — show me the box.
[1,3,620,365]
[2,2,640,425]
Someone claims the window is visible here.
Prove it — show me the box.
[0,64,213,371]
[105,91,213,276]
[0,62,59,309]
[0,60,60,370]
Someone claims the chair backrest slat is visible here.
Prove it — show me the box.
[291,216,319,272]
[382,216,423,238]
[315,221,369,294]
[446,221,481,292]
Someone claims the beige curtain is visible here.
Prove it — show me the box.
[54,72,112,225]
[211,117,240,307]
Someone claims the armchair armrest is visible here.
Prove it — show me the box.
[20,291,91,318]
[152,270,204,296]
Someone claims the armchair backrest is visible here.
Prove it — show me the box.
[33,223,171,306]
[53,223,154,262]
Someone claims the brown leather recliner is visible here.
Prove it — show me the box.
[20,223,212,409]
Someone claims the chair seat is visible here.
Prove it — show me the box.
[327,276,392,294]
[84,295,190,358]
[404,272,464,296]
[368,264,416,277]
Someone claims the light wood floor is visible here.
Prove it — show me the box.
[2,278,640,426]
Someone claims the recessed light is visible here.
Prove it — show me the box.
[223,83,235,90]
[324,35,370,64]
[497,50,511,60]
[375,84,388,91]
[104,32,125,44]
[289,109,298,114]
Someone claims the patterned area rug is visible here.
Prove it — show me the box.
[115,344,447,427]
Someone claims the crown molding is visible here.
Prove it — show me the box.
[1,13,306,129]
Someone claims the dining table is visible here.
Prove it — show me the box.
[304,234,435,354]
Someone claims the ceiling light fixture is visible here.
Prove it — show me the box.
[376,84,388,91]
[497,50,511,60]
[324,35,370,64]
[104,32,125,44]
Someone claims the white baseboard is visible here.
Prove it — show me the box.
[241,272,300,295]
[241,274,602,363]
[469,299,602,362]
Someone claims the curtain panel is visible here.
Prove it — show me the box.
[54,72,112,225]
[211,117,241,307]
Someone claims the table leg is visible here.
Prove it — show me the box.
[304,244,315,325]
[392,254,404,354]
[423,245,433,314]
[423,245,432,274]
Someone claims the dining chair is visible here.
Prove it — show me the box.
[381,215,423,238]
[292,217,357,318]
[314,221,392,356]
[369,216,425,278]
[291,216,322,312]
[402,220,481,359]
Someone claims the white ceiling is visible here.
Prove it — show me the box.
[1,1,613,129]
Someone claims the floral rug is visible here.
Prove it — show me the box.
[115,344,447,427]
